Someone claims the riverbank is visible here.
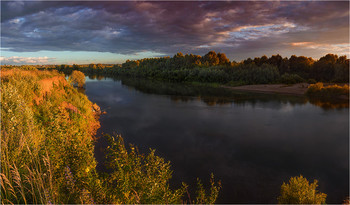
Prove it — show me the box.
[221,83,349,100]
[1,69,221,204]
[222,83,309,95]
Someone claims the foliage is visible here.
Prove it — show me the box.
[231,63,280,84]
[279,73,305,84]
[103,135,186,204]
[1,69,221,204]
[306,82,349,98]
[1,69,99,204]
[69,70,86,87]
[307,78,317,84]
[195,174,221,204]
[102,135,221,204]
[7,52,345,85]
[277,175,327,204]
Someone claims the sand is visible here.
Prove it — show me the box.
[222,83,310,95]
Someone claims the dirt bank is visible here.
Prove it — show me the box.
[222,83,310,95]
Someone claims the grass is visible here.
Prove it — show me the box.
[1,68,221,204]
[1,68,99,204]
[306,82,349,98]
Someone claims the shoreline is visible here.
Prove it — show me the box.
[221,83,310,96]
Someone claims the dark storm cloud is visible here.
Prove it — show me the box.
[1,1,349,60]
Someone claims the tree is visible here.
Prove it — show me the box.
[289,55,314,77]
[69,70,86,88]
[277,175,327,204]
[202,51,219,66]
[268,54,283,68]
[312,54,338,81]
[217,52,230,65]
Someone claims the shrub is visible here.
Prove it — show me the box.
[306,82,349,98]
[104,135,186,204]
[103,134,221,204]
[307,78,317,84]
[277,175,327,204]
[232,64,280,84]
[69,70,86,87]
[279,73,305,84]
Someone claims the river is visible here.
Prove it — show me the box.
[84,76,349,204]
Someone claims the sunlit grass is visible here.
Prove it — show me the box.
[306,82,349,98]
[1,68,221,204]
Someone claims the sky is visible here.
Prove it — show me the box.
[1,1,349,65]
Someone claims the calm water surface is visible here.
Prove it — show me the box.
[84,77,349,204]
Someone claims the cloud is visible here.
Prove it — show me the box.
[0,56,55,65]
[1,1,349,60]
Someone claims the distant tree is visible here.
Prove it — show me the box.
[97,63,104,70]
[278,57,290,74]
[277,175,327,204]
[174,52,184,58]
[312,54,338,81]
[268,54,283,68]
[289,55,314,77]
[69,70,86,88]
[73,64,80,70]
[243,58,254,65]
[217,52,230,65]
[203,51,219,66]
[89,63,97,70]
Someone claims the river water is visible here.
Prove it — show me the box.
[84,76,349,204]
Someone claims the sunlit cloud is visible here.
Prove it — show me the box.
[0,56,56,65]
[290,42,313,47]
[289,42,350,56]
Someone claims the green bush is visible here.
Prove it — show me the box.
[279,73,305,84]
[232,64,280,84]
[277,175,327,204]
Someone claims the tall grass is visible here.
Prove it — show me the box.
[1,69,98,204]
[306,82,349,98]
[1,68,221,204]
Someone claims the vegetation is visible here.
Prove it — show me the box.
[69,70,86,88]
[277,175,327,204]
[23,52,348,86]
[0,68,221,204]
[306,83,349,98]
[1,69,100,204]
[279,73,304,84]
[1,68,341,204]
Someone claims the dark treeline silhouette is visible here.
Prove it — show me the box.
[4,51,349,84]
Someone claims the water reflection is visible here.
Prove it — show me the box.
[84,76,349,203]
[111,76,348,110]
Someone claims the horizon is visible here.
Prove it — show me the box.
[1,1,349,65]
[0,52,347,66]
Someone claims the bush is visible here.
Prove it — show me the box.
[306,82,349,98]
[307,78,317,84]
[277,175,327,204]
[232,64,280,84]
[279,73,305,84]
[103,134,221,204]
[69,70,86,87]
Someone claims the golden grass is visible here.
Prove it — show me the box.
[306,82,349,98]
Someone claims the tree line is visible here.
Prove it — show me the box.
[3,51,349,85]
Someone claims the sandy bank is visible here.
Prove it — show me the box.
[222,83,310,95]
